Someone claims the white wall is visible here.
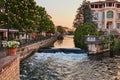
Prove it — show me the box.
[19,34,29,40]
[98,11,103,29]
[88,44,97,52]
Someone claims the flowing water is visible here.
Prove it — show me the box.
[20,35,120,80]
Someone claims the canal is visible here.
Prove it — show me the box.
[20,35,120,80]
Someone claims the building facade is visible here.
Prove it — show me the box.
[90,0,120,33]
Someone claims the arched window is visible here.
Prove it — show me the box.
[107,11,113,18]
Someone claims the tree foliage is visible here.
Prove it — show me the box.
[56,26,66,34]
[0,0,55,34]
[74,22,96,49]
[73,0,93,28]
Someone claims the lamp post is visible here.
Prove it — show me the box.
[4,0,10,41]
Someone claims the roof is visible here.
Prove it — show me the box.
[85,35,101,44]
[0,29,19,32]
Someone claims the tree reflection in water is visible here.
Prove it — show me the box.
[57,40,63,45]
[54,35,75,48]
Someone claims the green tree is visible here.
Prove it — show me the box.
[95,31,104,36]
[73,0,93,28]
[82,0,92,23]
[37,6,47,32]
[73,6,84,28]
[56,26,66,34]
[0,0,55,38]
[37,6,55,33]
[74,22,96,50]
[0,0,38,33]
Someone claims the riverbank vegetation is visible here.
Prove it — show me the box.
[56,26,66,34]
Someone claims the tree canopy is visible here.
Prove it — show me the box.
[73,0,93,28]
[74,22,96,49]
[0,0,55,34]
[56,25,66,34]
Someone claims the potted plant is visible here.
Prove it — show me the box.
[2,41,20,56]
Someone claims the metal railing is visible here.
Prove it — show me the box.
[18,36,53,47]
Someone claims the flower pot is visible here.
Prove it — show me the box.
[6,48,17,56]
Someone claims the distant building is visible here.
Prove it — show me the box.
[90,0,120,34]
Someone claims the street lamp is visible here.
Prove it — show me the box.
[4,0,10,41]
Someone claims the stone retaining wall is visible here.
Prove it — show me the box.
[18,37,57,60]
[0,55,20,80]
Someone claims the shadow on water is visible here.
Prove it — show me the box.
[88,52,110,61]
[38,48,86,54]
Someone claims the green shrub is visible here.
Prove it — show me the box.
[74,22,96,50]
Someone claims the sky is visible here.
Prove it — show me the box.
[34,0,109,29]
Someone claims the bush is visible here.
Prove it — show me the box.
[74,22,96,50]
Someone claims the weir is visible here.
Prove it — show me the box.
[38,48,86,53]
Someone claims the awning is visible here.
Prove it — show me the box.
[0,29,19,32]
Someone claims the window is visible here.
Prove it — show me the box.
[95,5,98,8]
[91,5,94,8]
[117,23,120,29]
[99,4,102,8]
[106,3,112,7]
[118,13,120,19]
[117,4,120,8]
[107,11,113,18]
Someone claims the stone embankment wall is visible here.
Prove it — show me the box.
[0,37,57,80]
[18,37,57,60]
[0,55,20,80]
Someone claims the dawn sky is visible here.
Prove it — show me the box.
[35,0,115,28]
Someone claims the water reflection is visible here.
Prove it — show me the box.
[56,40,63,45]
[54,35,75,48]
